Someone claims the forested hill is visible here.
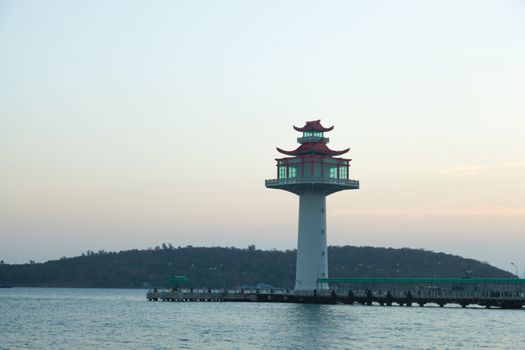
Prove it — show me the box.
[0,246,513,288]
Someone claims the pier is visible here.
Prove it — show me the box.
[147,278,525,309]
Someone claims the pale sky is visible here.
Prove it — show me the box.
[1,0,524,274]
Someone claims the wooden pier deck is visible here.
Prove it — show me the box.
[146,288,525,309]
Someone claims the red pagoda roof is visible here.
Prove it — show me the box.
[293,120,334,132]
[277,140,349,156]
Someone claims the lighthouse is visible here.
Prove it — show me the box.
[265,120,359,291]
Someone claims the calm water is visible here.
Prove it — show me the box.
[1,288,524,349]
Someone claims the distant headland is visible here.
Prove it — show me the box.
[0,245,513,288]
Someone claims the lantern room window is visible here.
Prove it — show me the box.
[339,166,348,179]
[278,166,287,179]
[303,131,323,138]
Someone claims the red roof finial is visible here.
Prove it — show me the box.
[293,120,334,132]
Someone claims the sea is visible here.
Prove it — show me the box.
[1,288,524,349]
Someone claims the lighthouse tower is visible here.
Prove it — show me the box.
[265,120,359,291]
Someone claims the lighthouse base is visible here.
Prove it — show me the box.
[294,190,329,291]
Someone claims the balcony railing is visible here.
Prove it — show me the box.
[297,136,329,144]
[265,177,359,188]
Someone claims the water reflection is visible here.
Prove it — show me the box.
[271,304,356,348]
[1,288,524,350]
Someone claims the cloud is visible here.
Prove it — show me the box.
[436,162,525,178]
[333,206,525,219]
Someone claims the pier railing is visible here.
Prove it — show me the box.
[146,277,525,309]
[332,288,525,300]
[146,287,525,308]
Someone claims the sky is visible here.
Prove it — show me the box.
[1,0,524,274]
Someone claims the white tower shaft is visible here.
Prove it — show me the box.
[295,190,328,291]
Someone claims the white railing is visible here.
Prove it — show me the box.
[297,136,329,144]
[265,177,359,188]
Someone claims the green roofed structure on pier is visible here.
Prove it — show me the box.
[318,277,525,285]
[171,275,188,282]
[317,277,525,296]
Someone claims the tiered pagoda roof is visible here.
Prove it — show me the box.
[277,140,349,156]
[293,120,334,132]
[277,120,349,156]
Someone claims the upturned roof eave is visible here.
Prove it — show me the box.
[276,143,350,157]
[293,119,334,132]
